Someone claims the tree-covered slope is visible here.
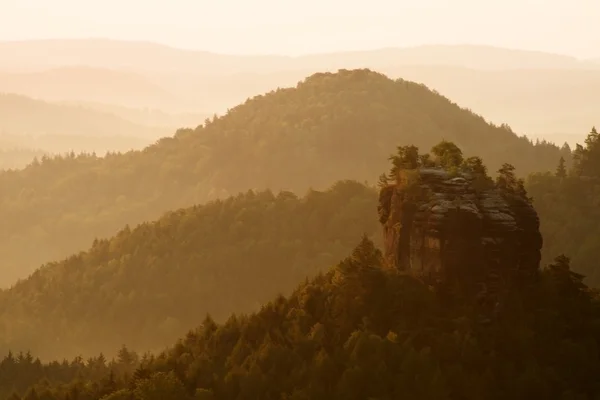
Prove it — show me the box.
[0,181,380,360]
[527,127,600,286]
[6,238,600,400]
[0,69,569,286]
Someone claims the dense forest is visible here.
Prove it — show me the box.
[2,236,599,399]
[0,69,569,286]
[528,127,600,285]
[0,181,380,359]
[1,140,599,399]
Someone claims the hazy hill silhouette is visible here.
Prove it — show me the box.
[0,69,568,287]
[0,67,177,110]
[1,40,597,143]
[163,66,600,144]
[58,101,209,129]
[0,93,173,165]
[0,93,169,139]
[1,39,597,73]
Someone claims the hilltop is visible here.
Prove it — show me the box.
[2,41,597,138]
[0,69,568,286]
[0,181,380,359]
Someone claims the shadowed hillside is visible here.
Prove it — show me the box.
[2,140,600,399]
[4,237,600,399]
[527,127,600,286]
[0,69,569,286]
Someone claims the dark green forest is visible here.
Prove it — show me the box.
[0,69,569,287]
[2,140,600,399]
[2,128,600,363]
[528,127,600,284]
[2,237,599,400]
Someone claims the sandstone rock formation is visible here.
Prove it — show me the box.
[378,167,543,290]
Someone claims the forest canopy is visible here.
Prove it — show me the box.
[0,69,569,287]
[2,235,599,400]
[527,126,600,285]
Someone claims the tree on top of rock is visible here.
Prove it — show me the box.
[462,156,488,176]
[496,163,517,191]
[496,163,530,201]
[388,145,420,181]
[431,140,464,169]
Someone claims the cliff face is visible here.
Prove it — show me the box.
[378,168,543,287]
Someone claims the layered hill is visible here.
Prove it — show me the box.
[0,69,569,286]
[0,93,168,141]
[0,181,380,359]
[7,237,600,400]
[0,67,178,110]
[2,41,596,138]
[4,142,600,399]
[1,39,596,73]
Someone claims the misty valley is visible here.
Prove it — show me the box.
[0,38,599,400]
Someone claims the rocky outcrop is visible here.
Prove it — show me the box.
[378,168,542,288]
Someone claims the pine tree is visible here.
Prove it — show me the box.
[496,163,517,192]
[556,156,567,178]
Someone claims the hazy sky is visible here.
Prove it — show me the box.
[1,0,598,57]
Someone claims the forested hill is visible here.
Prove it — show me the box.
[0,69,569,286]
[5,238,600,400]
[0,181,380,360]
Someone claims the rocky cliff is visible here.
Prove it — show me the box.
[378,167,543,290]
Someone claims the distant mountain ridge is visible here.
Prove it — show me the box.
[0,69,570,288]
[0,92,167,138]
[0,67,177,110]
[1,39,597,74]
[0,39,597,145]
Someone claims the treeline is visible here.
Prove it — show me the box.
[528,127,600,285]
[3,237,600,400]
[0,69,569,286]
[0,346,140,400]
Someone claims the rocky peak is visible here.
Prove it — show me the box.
[378,166,543,291]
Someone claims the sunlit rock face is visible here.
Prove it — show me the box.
[378,168,542,285]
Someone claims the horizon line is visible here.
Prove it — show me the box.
[0,37,593,61]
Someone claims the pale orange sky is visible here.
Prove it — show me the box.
[1,0,599,57]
